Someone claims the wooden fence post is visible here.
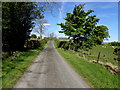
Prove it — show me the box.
[97,52,101,63]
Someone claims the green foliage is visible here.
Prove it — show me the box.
[58,4,109,50]
[31,34,37,38]
[113,48,120,55]
[92,25,109,44]
[55,39,118,65]
[113,48,120,62]
[24,40,40,49]
[2,39,48,88]
[56,48,119,88]
[2,49,40,88]
[38,36,40,39]
[58,41,67,48]
[110,41,120,46]
[54,38,60,48]
[87,45,118,65]
[54,39,80,51]
[2,2,44,55]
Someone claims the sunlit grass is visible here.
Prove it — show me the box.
[2,41,48,88]
[57,48,119,88]
[87,45,118,65]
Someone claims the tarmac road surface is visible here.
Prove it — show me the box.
[14,40,90,88]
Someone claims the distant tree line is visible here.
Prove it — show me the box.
[109,42,120,46]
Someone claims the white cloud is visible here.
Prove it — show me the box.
[58,1,65,23]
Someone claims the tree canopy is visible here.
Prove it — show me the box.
[58,4,109,50]
[2,2,44,55]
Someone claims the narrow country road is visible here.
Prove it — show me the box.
[14,40,90,88]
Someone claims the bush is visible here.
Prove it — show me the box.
[38,36,40,39]
[54,39,79,51]
[58,41,67,48]
[31,34,37,38]
[110,42,120,46]
[25,40,40,49]
[113,48,120,62]
[2,53,9,60]
[54,39,60,47]
[24,38,49,49]
[62,42,69,50]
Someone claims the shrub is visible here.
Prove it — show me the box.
[113,48,120,62]
[58,41,67,48]
[37,36,40,39]
[54,39,60,48]
[110,42,120,46]
[31,34,37,38]
[25,40,40,49]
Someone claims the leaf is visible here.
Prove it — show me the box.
[59,31,64,33]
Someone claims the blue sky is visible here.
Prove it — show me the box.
[32,2,118,42]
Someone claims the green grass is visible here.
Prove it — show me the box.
[87,45,118,65]
[2,42,48,88]
[56,48,119,88]
[89,45,116,59]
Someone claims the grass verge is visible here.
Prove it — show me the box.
[56,47,119,88]
[2,42,48,88]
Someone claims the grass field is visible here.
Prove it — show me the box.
[56,48,119,88]
[83,45,118,66]
[2,41,48,88]
[89,45,117,57]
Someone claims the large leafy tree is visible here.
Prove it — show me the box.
[58,4,109,50]
[2,2,44,55]
[92,25,109,44]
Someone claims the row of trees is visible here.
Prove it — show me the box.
[30,32,56,39]
[2,2,86,56]
[58,4,109,50]
[2,2,44,55]
[109,42,120,46]
[2,2,60,55]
